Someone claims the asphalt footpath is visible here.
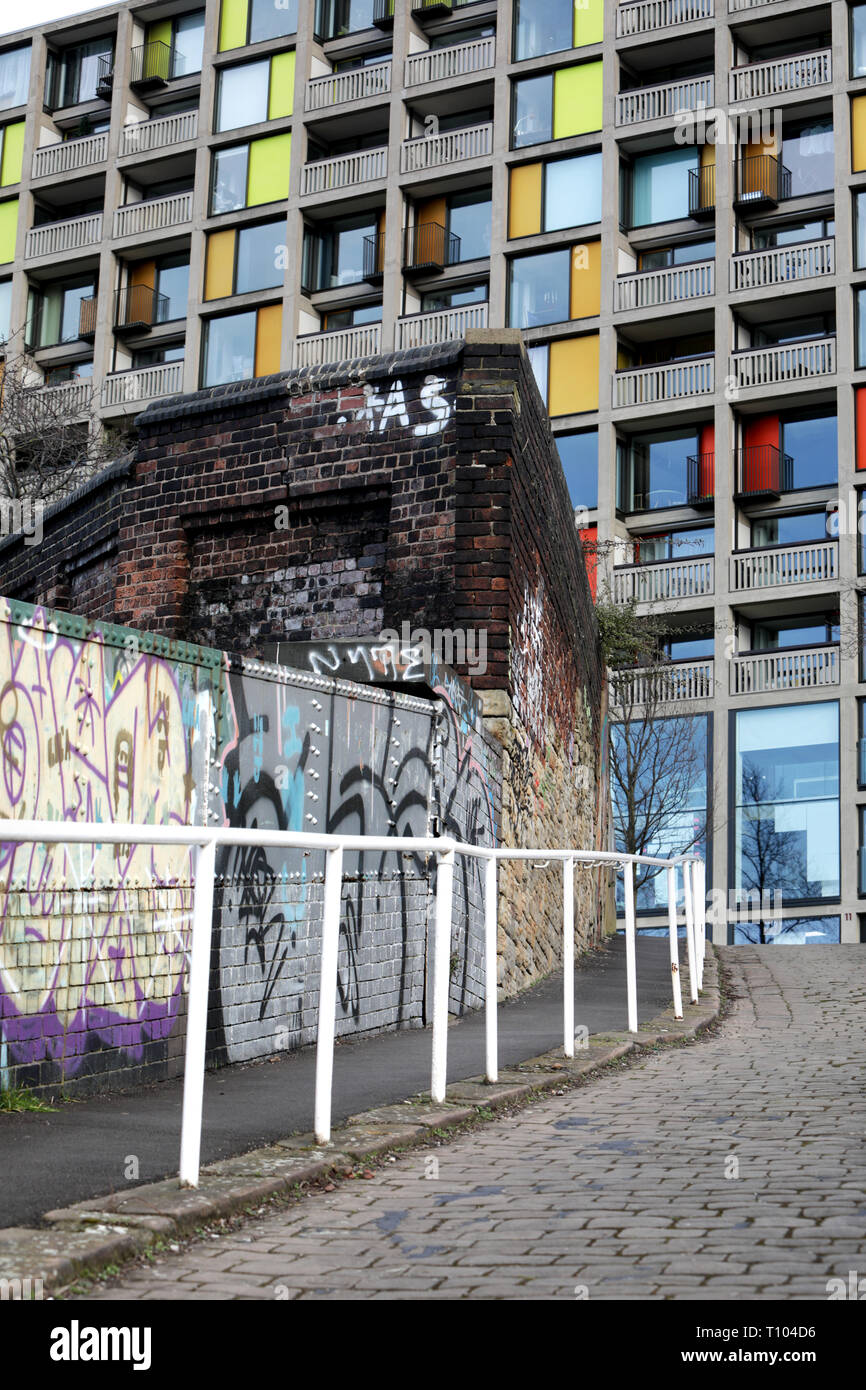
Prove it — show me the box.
[0,934,678,1229]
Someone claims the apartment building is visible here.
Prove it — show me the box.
[0,0,861,942]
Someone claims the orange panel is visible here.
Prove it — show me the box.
[254,302,282,377]
[578,525,597,599]
[857,388,866,470]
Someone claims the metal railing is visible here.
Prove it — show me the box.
[101,360,184,408]
[613,259,714,312]
[114,284,170,331]
[301,147,388,196]
[729,48,831,102]
[730,237,834,291]
[373,0,395,21]
[293,322,382,368]
[686,453,715,505]
[113,191,194,239]
[305,60,392,111]
[396,301,489,349]
[616,75,713,125]
[0,820,704,1188]
[730,539,838,591]
[32,131,108,180]
[130,40,174,86]
[24,212,103,261]
[616,0,714,36]
[688,164,715,217]
[403,221,460,271]
[734,445,793,497]
[400,121,492,173]
[612,555,715,604]
[119,109,199,157]
[610,660,714,705]
[613,355,714,407]
[731,336,835,388]
[404,35,495,87]
[734,153,791,205]
[730,644,839,694]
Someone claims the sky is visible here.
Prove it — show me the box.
[1,0,108,38]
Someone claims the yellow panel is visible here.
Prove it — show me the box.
[255,302,282,376]
[574,0,603,47]
[146,18,173,48]
[548,334,599,417]
[205,229,236,300]
[553,61,602,139]
[570,240,601,319]
[700,143,715,168]
[508,163,542,239]
[268,50,295,120]
[417,197,446,228]
[0,121,25,186]
[247,131,291,206]
[130,260,156,288]
[854,96,866,173]
[219,0,249,52]
[0,197,18,264]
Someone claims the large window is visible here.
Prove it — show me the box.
[316,0,376,40]
[750,511,828,547]
[618,428,698,511]
[514,0,573,61]
[171,11,205,75]
[629,147,698,227]
[210,133,291,213]
[640,239,715,269]
[206,218,286,298]
[27,276,96,349]
[511,62,602,148]
[509,248,570,328]
[556,430,598,511]
[155,256,190,321]
[636,527,714,562]
[215,51,295,131]
[202,303,281,386]
[754,216,833,250]
[854,3,866,76]
[780,408,837,488]
[733,702,839,904]
[750,615,838,650]
[0,45,30,110]
[782,118,833,196]
[49,38,113,108]
[448,191,491,262]
[420,283,487,312]
[220,0,298,49]
[509,151,602,237]
[302,213,379,291]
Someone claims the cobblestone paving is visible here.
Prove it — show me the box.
[85,947,866,1300]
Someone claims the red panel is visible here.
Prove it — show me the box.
[698,422,714,498]
[579,525,597,600]
[857,388,866,471]
[743,414,779,491]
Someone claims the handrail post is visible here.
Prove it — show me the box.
[563,856,575,1056]
[683,859,698,1003]
[484,853,498,1083]
[667,864,683,1019]
[179,836,216,1188]
[695,858,706,988]
[623,860,638,1034]
[430,846,455,1103]
[314,844,344,1144]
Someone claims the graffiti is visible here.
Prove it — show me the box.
[336,376,452,437]
[511,577,546,748]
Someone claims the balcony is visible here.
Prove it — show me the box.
[610,659,715,707]
[730,238,834,292]
[119,109,199,158]
[362,232,385,283]
[95,54,114,101]
[293,322,382,368]
[729,48,831,103]
[616,0,714,37]
[25,380,93,419]
[373,0,395,25]
[686,453,714,507]
[396,300,489,349]
[403,222,460,274]
[305,61,392,111]
[114,285,170,333]
[730,539,838,592]
[729,644,839,695]
[404,36,495,88]
[32,131,108,180]
[688,166,715,219]
[301,147,388,197]
[129,41,175,91]
[616,76,713,127]
[611,555,715,604]
[112,191,194,240]
[613,260,714,313]
[613,355,714,408]
[25,213,103,261]
[731,337,835,390]
[101,360,184,410]
[733,154,791,209]
[400,122,492,175]
[733,445,792,501]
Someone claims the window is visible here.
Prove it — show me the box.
[663,631,714,661]
[509,152,602,237]
[132,344,185,368]
[731,915,840,945]
[0,45,31,110]
[782,118,833,196]
[639,239,715,269]
[448,192,491,263]
[0,121,24,186]
[0,277,10,342]
[171,12,206,76]
[780,408,838,489]
[511,62,602,148]
[733,702,839,904]
[44,361,93,385]
[753,217,833,250]
[219,0,298,50]
[859,700,866,789]
[514,0,602,59]
[49,38,113,108]
[618,428,698,511]
[315,0,376,40]
[854,3,866,76]
[420,284,487,312]
[751,312,834,346]
[202,304,281,386]
[215,51,295,131]
[637,527,714,561]
[528,335,599,416]
[509,243,600,327]
[155,256,190,321]
[205,218,286,299]
[210,133,292,213]
[556,431,598,510]
[323,303,381,330]
[302,214,380,291]
[629,147,698,227]
[27,277,97,349]
[857,287,866,367]
[750,615,839,650]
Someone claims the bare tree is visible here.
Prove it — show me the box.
[734,760,818,944]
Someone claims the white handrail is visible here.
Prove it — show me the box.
[0,820,702,1186]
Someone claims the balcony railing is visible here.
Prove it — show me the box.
[730,238,834,292]
[301,147,388,196]
[729,48,831,102]
[734,445,793,499]
[404,35,495,87]
[733,154,791,206]
[130,41,174,88]
[611,555,715,604]
[613,260,714,312]
[362,232,386,282]
[396,301,489,349]
[731,337,836,389]
[112,191,194,240]
[25,380,93,418]
[95,53,114,99]
[32,131,108,180]
[101,360,184,409]
[616,76,713,126]
[730,539,838,591]
[400,122,492,174]
[610,659,715,706]
[373,0,395,24]
[686,453,715,506]
[293,322,382,369]
[613,355,714,408]
[617,0,713,36]
[114,285,170,332]
[305,60,392,111]
[119,109,199,157]
[730,644,839,695]
[688,165,715,218]
[403,222,460,272]
[25,212,103,261]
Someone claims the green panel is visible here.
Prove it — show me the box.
[0,197,18,263]
[146,18,173,47]
[574,0,603,46]
[553,61,603,139]
[268,50,295,121]
[247,131,291,206]
[0,121,25,186]
[219,0,249,52]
